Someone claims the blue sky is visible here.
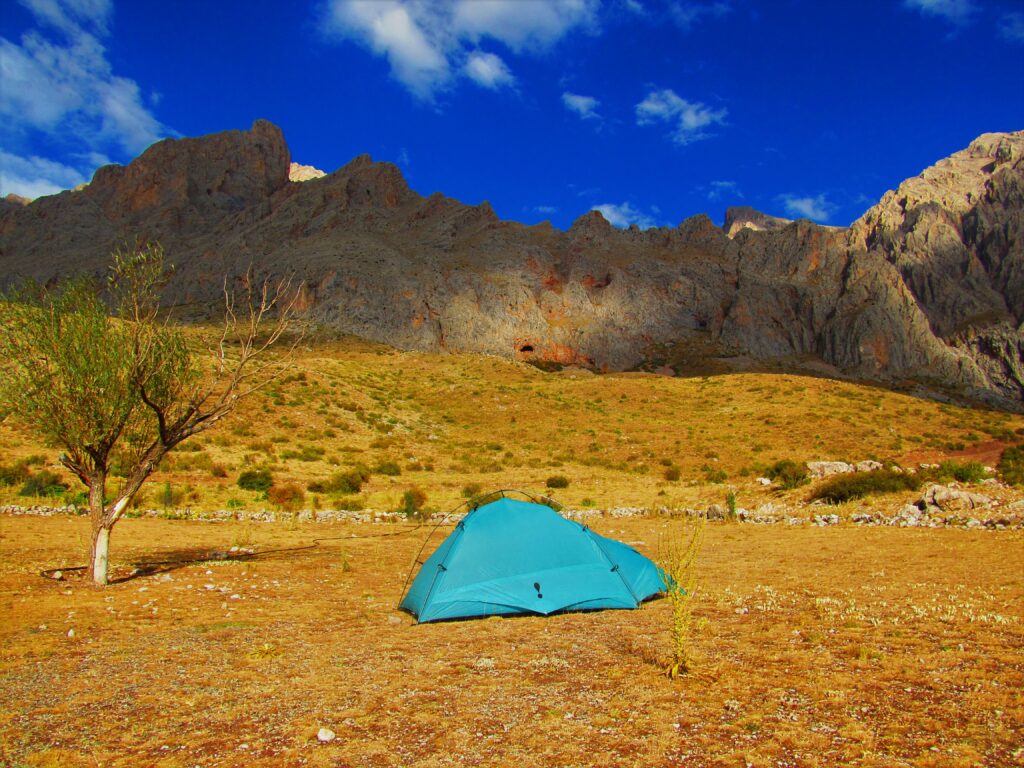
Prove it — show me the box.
[2,0,1023,229]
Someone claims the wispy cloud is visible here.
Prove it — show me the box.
[592,201,661,229]
[562,91,600,120]
[779,193,836,223]
[999,11,1024,43]
[904,0,977,27]
[323,0,597,100]
[707,180,742,201]
[0,0,169,199]
[532,204,557,214]
[464,50,515,89]
[635,88,727,146]
[670,1,731,31]
[0,150,87,200]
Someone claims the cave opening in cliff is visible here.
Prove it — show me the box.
[519,344,534,353]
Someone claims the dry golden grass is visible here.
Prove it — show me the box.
[1,514,1021,767]
[2,336,1023,766]
[1,335,1022,517]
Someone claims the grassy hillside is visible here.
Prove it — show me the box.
[2,334,1022,515]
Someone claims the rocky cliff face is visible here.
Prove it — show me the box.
[1,121,1021,408]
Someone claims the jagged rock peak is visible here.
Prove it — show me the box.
[569,209,613,236]
[85,118,292,219]
[851,129,1024,250]
[289,162,326,182]
[724,206,792,238]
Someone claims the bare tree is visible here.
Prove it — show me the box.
[0,242,299,585]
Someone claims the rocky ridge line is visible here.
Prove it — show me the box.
[0,121,1021,407]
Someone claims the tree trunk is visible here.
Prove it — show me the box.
[91,524,112,586]
[88,471,110,586]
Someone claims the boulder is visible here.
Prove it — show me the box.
[807,461,854,478]
[920,484,993,512]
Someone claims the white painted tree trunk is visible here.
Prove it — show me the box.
[92,526,111,586]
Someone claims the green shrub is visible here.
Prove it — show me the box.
[336,496,365,511]
[766,460,809,490]
[932,460,990,484]
[664,465,681,482]
[375,461,402,476]
[546,475,570,489]
[997,445,1024,486]
[237,468,273,492]
[401,487,428,518]
[462,483,483,498]
[809,469,920,504]
[280,445,326,462]
[0,462,31,487]
[19,470,68,497]
[704,468,728,484]
[308,466,369,495]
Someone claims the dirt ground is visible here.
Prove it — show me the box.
[1,514,1022,768]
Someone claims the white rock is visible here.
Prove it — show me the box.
[67,628,75,638]
[756,477,772,486]
[855,460,883,473]
[317,728,336,743]
[807,461,854,478]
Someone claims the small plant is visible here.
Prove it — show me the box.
[725,491,737,521]
[658,518,705,678]
[766,460,809,490]
[226,498,244,510]
[664,465,681,482]
[238,468,273,492]
[401,486,428,518]
[809,469,920,504]
[997,444,1024,486]
[462,482,483,498]
[546,475,570,489]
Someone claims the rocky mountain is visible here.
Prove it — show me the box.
[0,120,1021,408]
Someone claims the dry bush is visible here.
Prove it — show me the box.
[658,517,705,678]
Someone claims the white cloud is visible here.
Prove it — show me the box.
[592,202,660,229]
[19,0,112,36]
[562,91,600,120]
[670,1,731,31]
[779,193,836,223]
[325,1,450,98]
[904,0,977,26]
[324,0,596,100]
[1000,12,1024,43]
[0,150,87,199]
[451,0,597,52]
[635,88,727,146]
[464,50,515,89]
[533,205,557,214]
[0,0,168,198]
[707,180,742,200]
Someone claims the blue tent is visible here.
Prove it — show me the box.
[400,496,666,623]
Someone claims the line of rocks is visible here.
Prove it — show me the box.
[4,490,1022,530]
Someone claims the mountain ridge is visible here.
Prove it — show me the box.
[0,120,1021,408]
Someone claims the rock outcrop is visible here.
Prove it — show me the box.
[0,121,1021,407]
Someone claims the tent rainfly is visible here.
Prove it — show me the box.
[399,496,666,623]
